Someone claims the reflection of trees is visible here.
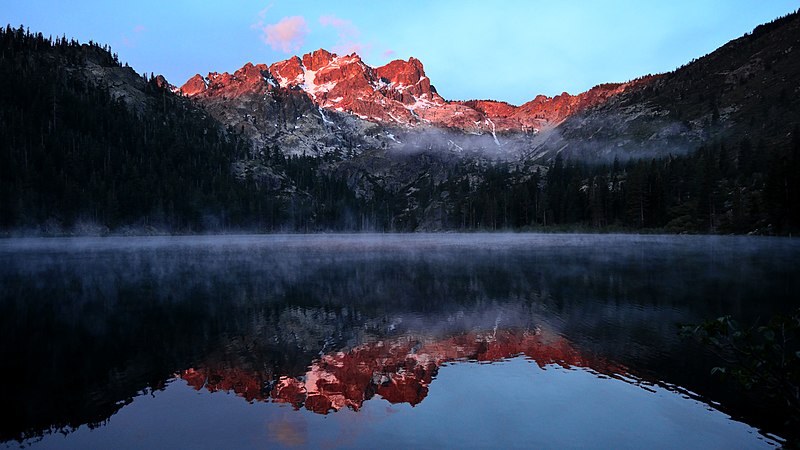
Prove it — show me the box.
[1,236,796,443]
[682,310,800,443]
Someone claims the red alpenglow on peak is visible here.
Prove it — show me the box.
[180,74,207,97]
[179,49,656,132]
[178,328,626,415]
[179,62,272,98]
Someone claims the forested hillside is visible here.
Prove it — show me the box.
[0,26,257,231]
[0,24,798,235]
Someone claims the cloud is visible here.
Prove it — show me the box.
[319,15,359,40]
[121,25,146,47]
[256,16,309,53]
[319,14,370,57]
[382,49,396,58]
[257,3,273,20]
[333,42,371,56]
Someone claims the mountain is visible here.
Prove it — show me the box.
[1,10,799,235]
[175,56,388,158]
[177,11,799,165]
[533,10,800,161]
[0,26,262,232]
[177,48,655,158]
[180,48,652,134]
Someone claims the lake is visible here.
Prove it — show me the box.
[1,234,798,448]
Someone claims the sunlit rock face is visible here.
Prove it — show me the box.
[179,49,654,134]
[180,62,273,98]
[178,74,207,96]
[179,328,625,414]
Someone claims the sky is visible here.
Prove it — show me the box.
[6,1,799,105]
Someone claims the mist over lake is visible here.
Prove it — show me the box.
[1,233,797,448]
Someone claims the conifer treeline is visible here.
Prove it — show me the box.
[0,25,254,231]
[433,138,798,234]
[1,26,798,234]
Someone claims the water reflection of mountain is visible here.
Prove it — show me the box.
[1,235,797,443]
[181,327,627,414]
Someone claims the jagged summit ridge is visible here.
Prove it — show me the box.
[179,48,652,133]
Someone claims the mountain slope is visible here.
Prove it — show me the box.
[178,48,652,155]
[530,10,800,161]
[0,26,258,232]
[176,58,388,158]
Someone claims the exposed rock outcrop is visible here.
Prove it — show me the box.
[180,49,650,136]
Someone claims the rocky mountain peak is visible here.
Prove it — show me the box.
[178,48,655,134]
[179,74,207,96]
[301,48,335,71]
[375,57,425,86]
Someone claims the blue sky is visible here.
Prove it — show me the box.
[6,1,799,104]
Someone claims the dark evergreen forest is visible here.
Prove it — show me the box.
[1,26,798,235]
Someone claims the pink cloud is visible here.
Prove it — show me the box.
[334,42,372,56]
[258,16,309,53]
[257,3,273,20]
[382,49,396,58]
[319,15,347,27]
[121,25,146,47]
[319,14,372,57]
[319,15,359,39]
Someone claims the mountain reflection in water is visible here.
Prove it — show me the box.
[1,234,798,447]
[180,328,625,414]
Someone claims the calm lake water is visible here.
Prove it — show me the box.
[1,233,798,448]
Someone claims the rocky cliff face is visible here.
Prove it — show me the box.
[174,49,658,163]
[175,55,391,158]
[179,48,651,143]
